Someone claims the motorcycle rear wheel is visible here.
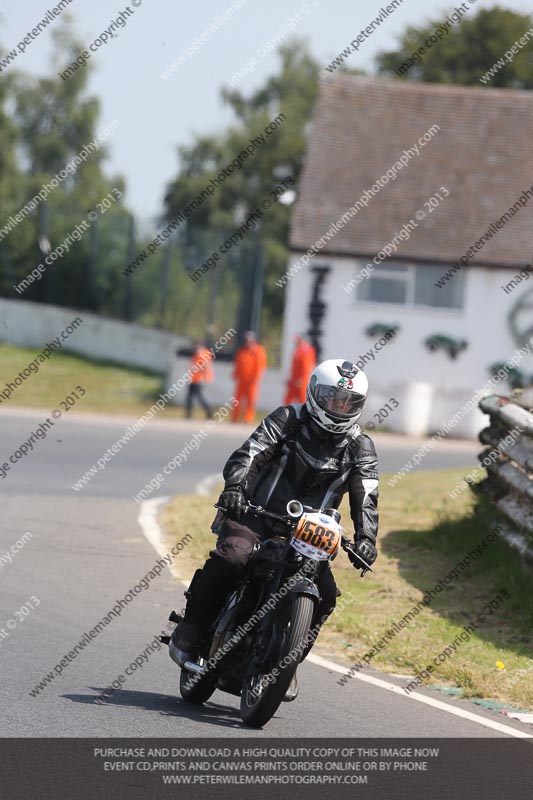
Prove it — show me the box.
[240,594,314,728]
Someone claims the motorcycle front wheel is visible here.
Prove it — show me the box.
[240,593,314,728]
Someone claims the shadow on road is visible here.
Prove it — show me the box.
[62,688,245,729]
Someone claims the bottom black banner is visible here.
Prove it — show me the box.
[2,738,532,799]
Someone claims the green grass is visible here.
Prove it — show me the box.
[161,467,533,709]
[0,343,187,416]
[0,343,269,421]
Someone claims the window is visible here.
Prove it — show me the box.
[356,262,464,309]
[357,263,408,304]
[413,264,463,309]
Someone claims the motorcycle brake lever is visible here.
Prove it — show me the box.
[214,502,255,514]
[341,539,372,577]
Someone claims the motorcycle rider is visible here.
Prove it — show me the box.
[171,359,379,691]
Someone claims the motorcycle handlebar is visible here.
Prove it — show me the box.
[214,502,372,577]
[214,502,292,526]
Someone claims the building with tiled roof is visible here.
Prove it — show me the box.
[281,76,533,436]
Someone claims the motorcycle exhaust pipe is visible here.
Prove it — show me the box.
[183,661,207,675]
[286,499,304,518]
[169,641,207,674]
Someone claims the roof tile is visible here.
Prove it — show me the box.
[290,76,533,268]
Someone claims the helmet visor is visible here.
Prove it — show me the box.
[313,384,366,419]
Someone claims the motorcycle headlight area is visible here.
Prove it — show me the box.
[290,513,341,561]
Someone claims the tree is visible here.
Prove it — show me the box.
[0,61,25,292]
[376,6,533,88]
[0,20,132,313]
[162,39,321,343]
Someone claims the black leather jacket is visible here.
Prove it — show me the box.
[213,403,378,542]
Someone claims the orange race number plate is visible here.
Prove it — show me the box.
[291,513,341,561]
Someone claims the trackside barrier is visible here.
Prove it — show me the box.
[477,394,533,563]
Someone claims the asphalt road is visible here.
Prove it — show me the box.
[0,408,530,738]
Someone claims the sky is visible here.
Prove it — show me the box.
[1,0,532,227]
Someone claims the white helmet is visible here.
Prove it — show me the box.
[306,359,368,434]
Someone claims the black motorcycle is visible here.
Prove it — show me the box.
[163,500,370,728]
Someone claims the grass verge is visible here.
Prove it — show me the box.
[1,344,183,417]
[0,344,267,421]
[161,466,533,709]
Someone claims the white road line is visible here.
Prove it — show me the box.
[138,496,189,583]
[308,653,533,740]
[195,472,222,496]
[138,496,532,740]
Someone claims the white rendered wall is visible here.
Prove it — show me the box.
[281,254,532,437]
[0,298,188,372]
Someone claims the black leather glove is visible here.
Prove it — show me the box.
[349,536,377,568]
[218,486,245,521]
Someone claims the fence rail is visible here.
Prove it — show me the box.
[477,394,533,561]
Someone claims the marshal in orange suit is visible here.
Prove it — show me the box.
[232,331,267,423]
[284,335,316,404]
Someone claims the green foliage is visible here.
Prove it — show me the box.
[163,39,321,331]
[377,6,533,87]
[0,30,321,344]
[0,20,132,312]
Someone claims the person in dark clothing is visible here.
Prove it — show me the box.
[184,341,213,419]
[171,359,379,694]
